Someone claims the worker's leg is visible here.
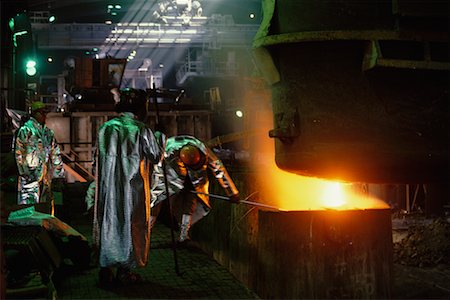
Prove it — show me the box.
[150,202,162,232]
[178,191,197,242]
[116,265,142,285]
[98,266,114,288]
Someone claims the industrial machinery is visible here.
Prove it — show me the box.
[191,2,449,299]
[63,57,126,111]
[253,0,449,183]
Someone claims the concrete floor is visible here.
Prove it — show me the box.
[53,220,260,299]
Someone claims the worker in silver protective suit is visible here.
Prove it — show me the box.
[14,101,65,215]
[92,89,161,287]
[151,135,240,243]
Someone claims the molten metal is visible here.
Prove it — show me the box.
[257,156,389,211]
[249,98,389,211]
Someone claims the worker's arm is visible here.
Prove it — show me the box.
[206,147,239,202]
[14,128,33,179]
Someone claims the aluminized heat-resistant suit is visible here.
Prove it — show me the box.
[151,135,239,239]
[14,117,65,205]
[93,112,161,269]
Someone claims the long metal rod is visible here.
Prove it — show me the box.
[189,191,280,211]
[152,83,181,276]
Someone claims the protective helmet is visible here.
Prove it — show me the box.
[31,101,46,113]
[180,145,202,167]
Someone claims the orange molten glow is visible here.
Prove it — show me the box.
[247,92,389,211]
[258,156,389,211]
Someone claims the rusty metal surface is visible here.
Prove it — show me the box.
[228,201,259,289]
[253,30,449,48]
[191,172,393,299]
[256,209,393,299]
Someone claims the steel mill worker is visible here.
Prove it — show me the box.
[151,135,240,243]
[14,101,65,215]
[93,88,162,287]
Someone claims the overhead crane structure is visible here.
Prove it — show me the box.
[31,14,259,88]
[32,16,259,51]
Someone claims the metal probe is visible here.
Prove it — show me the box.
[189,191,280,211]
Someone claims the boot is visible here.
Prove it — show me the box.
[98,267,114,289]
[179,214,192,242]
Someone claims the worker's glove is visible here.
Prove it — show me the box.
[229,193,240,204]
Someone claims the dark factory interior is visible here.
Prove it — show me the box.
[1,0,449,299]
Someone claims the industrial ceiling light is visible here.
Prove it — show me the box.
[152,0,203,25]
[127,51,135,60]
[48,15,56,23]
[235,110,243,118]
[108,4,121,15]
[249,13,255,19]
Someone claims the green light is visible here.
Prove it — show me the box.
[9,18,15,31]
[107,4,114,9]
[12,30,28,47]
[9,13,31,34]
[14,30,28,36]
[26,60,36,68]
[27,68,37,76]
[48,15,56,23]
[115,4,121,9]
[26,59,37,76]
